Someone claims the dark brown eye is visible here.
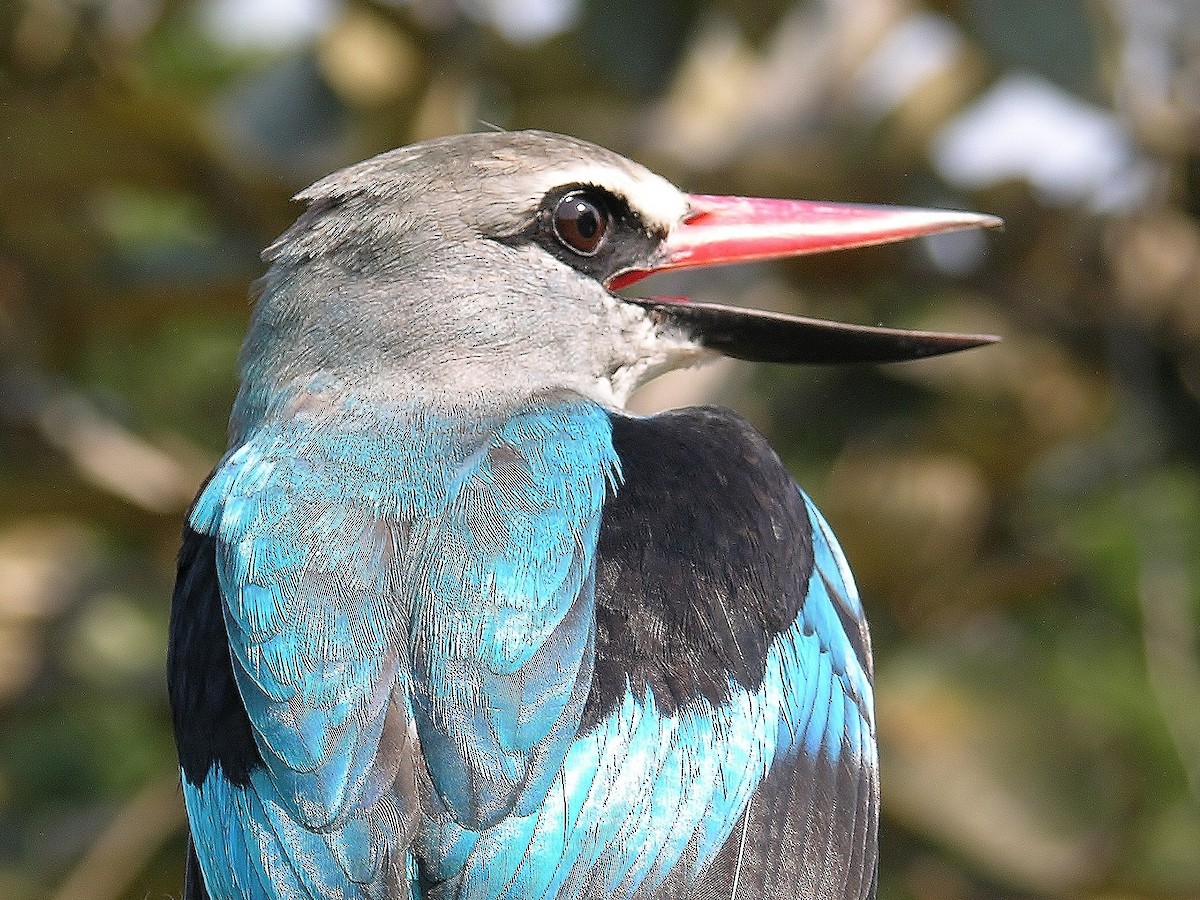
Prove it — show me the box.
[552,191,609,256]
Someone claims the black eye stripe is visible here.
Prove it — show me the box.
[496,184,661,287]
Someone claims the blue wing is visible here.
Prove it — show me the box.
[178,418,421,899]
[170,398,619,899]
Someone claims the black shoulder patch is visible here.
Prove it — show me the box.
[584,407,815,726]
[167,523,261,787]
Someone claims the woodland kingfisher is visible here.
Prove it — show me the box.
[167,130,999,900]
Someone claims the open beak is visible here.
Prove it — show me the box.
[608,194,1003,364]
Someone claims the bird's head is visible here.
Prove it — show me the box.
[239,130,999,424]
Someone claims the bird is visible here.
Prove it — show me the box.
[167,129,999,900]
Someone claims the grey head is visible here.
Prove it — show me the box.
[234,129,999,434]
[235,131,697,430]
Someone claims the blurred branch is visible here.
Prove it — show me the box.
[51,776,186,900]
[1137,490,1200,800]
[1,368,209,514]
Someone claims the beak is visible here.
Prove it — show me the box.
[609,194,1002,364]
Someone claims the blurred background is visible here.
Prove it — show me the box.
[2,0,1199,897]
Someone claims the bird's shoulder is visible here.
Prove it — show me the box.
[589,405,872,725]
[596,406,879,900]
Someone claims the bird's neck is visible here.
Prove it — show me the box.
[228,365,617,451]
[234,257,681,433]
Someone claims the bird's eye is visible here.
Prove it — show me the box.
[552,191,609,256]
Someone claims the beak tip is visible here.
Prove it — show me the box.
[867,328,1002,363]
[930,331,1002,354]
[958,212,1005,232]
[895,208,1005,240]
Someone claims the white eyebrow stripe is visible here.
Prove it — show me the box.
[508,162,690,234]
